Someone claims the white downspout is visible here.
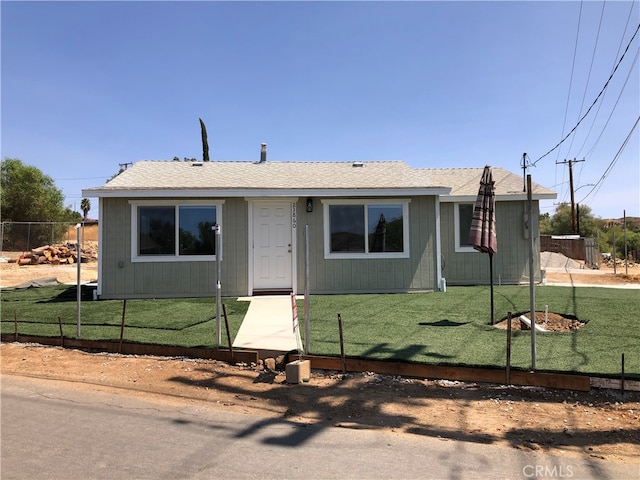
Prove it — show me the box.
[435,196,444,291]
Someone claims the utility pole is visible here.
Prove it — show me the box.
[521,153,527,192]
[556,158,585,234]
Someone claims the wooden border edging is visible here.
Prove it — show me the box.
[0,334,259,365]
[293,355,592,392]
[4,335,638,392]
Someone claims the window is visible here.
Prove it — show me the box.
[139,206,175,255]
[323,199,409,259]
[131,201,221,262]
[454,203,476,252]
[178,206,216,255]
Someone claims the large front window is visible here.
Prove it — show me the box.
[131,201,221,262]
[324,200,409,259]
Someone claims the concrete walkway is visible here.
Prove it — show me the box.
[232,296,300,353]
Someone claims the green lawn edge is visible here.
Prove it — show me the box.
[2,285,638,379]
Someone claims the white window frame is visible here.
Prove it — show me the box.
[130,199,224,263]
[454,202,477,253]
[322,199,410,259]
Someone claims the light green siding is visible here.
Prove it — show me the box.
[99,197,248,299]
[294,196,439,294]
[100,195,537,298]
[440,200,541,285]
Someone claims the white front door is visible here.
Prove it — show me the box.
[252,201,294,292]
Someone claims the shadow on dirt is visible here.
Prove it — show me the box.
[167,365,639,453]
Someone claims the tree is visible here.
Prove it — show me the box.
[539,212,552,235]
[106,167,125,182]
[80,198,91,221]
[543,202,598,237]
[1,158,74,222]
[1,158,81,249]
[199,118,210,162]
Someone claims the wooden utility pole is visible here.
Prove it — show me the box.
[521,153,527,192]
[556,158,585,234]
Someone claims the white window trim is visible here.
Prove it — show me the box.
[322,199,410,259]
[129,199,224,263]
[454,202,477,253]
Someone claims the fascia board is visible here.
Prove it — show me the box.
[440,193,557,203]
[82,187,452,198]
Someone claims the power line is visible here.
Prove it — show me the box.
[555,0,584,165]
[578,115,640,205]
[582,47,639,160]
[534,22,640,165]
[576,0,639,159]
[566,0,605,156]
[570,0,606,191]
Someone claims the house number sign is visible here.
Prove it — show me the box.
[292,202,297,229]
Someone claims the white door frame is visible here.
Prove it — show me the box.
[247,198,298,296]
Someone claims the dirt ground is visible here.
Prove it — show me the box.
[544,269,640,286]
[1,245,638,288]
[1,344,639,465]
[1,255,639,464]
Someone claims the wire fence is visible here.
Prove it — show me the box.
[1,222,82,254]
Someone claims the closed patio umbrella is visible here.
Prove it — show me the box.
[468,165,498,324]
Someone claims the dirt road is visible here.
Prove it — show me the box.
[1,344,639,464]
[2,254,639,464]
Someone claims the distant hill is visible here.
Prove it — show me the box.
[602,217,640,229]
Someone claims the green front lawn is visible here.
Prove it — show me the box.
[303,286,639,378]
[2,284,638,379]
[1,285,249,348]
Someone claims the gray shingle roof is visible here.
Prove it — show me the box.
[83,160,450,197]
[424,167,556,199]
[82,160,555,200]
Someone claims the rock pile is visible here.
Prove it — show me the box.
[601,256,638,269]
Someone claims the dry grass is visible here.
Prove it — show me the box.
[65,223,99,241]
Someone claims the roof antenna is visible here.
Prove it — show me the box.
[260,143,267,163]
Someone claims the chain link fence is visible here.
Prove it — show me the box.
[1,222,81,254]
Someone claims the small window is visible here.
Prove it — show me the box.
[330,205,365,252]
[454,203,476,252]
[139,206,175,255]
[179,206,216,255]
[131,201,221,262]
[324,200,410,259]
[368,205,404,253]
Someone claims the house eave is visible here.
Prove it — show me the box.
[82,187,452,198]
[440,193,557,202]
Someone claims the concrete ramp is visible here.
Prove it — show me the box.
[233,296,299,353]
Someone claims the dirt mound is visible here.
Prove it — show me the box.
[495,312,584,332]
[541,251,583,270]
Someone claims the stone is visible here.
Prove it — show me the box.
[286,360,311,384]
[264,358,276,371]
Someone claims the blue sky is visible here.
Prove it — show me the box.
[2,1,638,220]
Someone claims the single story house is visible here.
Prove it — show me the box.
[82,157,555,299]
